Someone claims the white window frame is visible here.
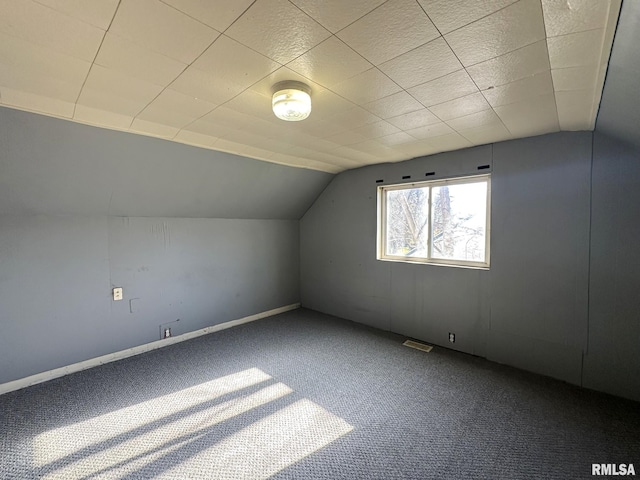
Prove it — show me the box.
[377,174,491,269]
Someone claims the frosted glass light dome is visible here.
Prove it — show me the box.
[272,81,311,122]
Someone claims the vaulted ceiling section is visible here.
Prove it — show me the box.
[0,0,621,173]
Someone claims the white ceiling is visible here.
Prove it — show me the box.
[0,0,621,174]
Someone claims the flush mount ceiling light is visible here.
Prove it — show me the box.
[272,81,311,122]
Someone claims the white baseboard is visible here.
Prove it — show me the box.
[0,303,300,396]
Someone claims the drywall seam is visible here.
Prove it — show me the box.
[0,303,300,396]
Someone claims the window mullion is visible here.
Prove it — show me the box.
[427,186,432,262]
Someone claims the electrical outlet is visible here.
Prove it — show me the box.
[449,332,455,343]
[113,287,123,301]
[159,319,180,340]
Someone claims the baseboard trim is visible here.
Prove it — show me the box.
[0,303,300,396]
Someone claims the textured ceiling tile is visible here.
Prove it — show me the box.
[336,0,439,65]
[290,0,386,33]
[34,0,119,29]
[405,122,454,139]
[425,132,473,151]
[300,149,357,167]
[220,128,282,152]
[182,117,233,139]
[192,35,280,90]
[286,37,372,88]
[348,139,401,159]
[110,0,219,64]
[331,146,377,165]
[429,92,491,121]
[0,32,90,101]
[446,109,502,131]
[330,68,402,105]
[0,0,622,173]
[397,138,440,158]
[494,93,559,136]
[555,88,596,130]
[444,0,546,66]
[269,153,344,173]
[363,91,424,119]
[326,105,381,130]
[221,145,278,166]
[378,131,415,146]
[386,151,415,163]
[0,86,75,118]
[225,0,330,64]
[386,108,440,130]
[130,118,179,138]
[0,65,82,103]
[324,130,371,146]
[247,117,294,139]
[378,38,462,89]
[542,0,610,37]
[547,28,604,69]
[170,66,240,105]
[173,129,218,148]
[353,120,402,139]
[296,119,348,138]
[419,0,518,35]
[210,137,267,159]
[73,104,134,129]
[76,86,140,117]
[305,88,357,119]
[136,88,217,128]
[0,0,104,61]
[481,70,554,107]
[95,33,187,86]
[161,0,255,32]
[223,90,280,123]
[459,123,512,144]
[200,106,254,130]
[285,152,350,170]
[507,118,560,138]
[466,40,550,90]
[551,64,599,91]
[78,64,164,116]
[289,135,342,153]
[408,69,478,107]
[298,90,355,119]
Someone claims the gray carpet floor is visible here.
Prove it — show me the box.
[1,308,638,479]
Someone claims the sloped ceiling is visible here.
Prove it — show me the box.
[0,107,333,218]
[0,0,621,173]
[595,0,640,148]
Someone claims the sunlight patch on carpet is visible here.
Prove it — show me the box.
[33,368,352,479]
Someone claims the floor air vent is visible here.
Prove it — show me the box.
[403,340,433,352]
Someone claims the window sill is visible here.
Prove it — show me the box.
[377,257,490,270]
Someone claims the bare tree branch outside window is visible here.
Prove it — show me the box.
[381,177,489,266]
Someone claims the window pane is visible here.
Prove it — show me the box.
[431,181,487,262]
[385,187,430,257]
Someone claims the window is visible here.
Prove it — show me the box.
[377,175,490,268]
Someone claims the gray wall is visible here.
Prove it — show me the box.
[0,215,299,383]
[0,107,331,384]
[0,107,332,218]
[596,0,640,150]
[301,131,640,402]
[583,132,640,401]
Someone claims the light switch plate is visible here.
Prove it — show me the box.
[113,287,123,301]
